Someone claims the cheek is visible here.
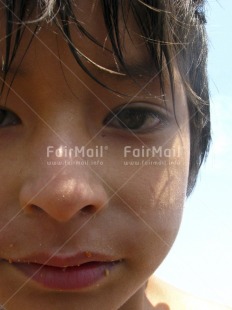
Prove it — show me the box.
[119,163,187,239]
[104,133,190,255]
[112,158,189,276]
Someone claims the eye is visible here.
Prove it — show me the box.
[103,106,164,133]
[0,108,21,128]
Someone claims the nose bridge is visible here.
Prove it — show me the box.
[46,144,94,164]
[46,144,77,163]
[32,114,89,164]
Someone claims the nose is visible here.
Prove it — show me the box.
[19,150,108,223]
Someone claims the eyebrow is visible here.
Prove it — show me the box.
[0,58,158,84]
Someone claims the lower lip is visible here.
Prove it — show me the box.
[13,261,119,290]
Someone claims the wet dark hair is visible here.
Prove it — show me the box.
[0,0,210,196]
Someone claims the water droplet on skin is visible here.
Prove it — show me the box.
[9,244,13,248]
[8,259,12,264]
[104,269,110,277]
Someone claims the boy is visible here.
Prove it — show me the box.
[0,1,229,309]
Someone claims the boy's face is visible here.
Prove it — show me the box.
[0,2,190,309]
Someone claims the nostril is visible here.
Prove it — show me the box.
[80,205,96,215]
[19,177,108,222]
[27,204,43,213]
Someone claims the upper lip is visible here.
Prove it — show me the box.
[6,251,120,268]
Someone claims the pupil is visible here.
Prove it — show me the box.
[118,110,146,129]
[0,110,6,123]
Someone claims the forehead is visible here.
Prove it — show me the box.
[0,0,157,78]
[0,0,187,109]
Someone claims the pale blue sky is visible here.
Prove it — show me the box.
[156,0,232,307]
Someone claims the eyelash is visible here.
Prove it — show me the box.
[0,108,21,127]
[103,106,166,134]
[0,106,166,133]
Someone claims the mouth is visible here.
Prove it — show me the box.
[3,252,122,291]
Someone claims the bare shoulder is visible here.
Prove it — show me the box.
[145,277,232,310]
